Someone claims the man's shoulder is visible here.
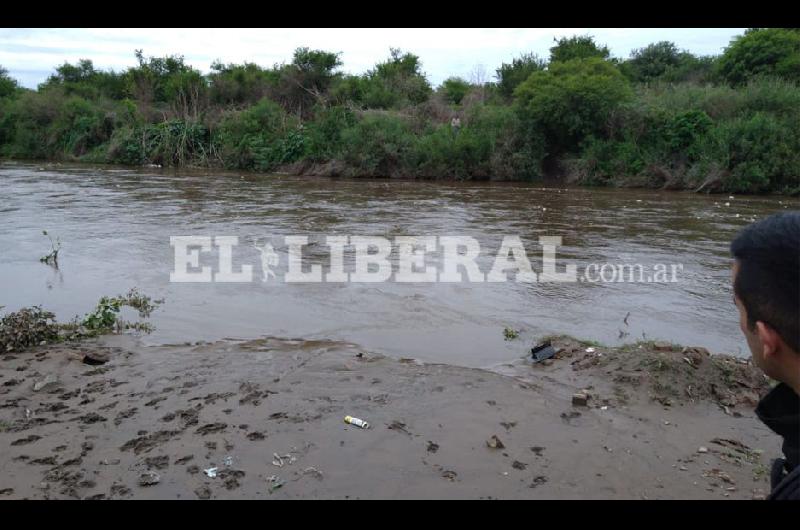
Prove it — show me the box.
[769,460,800,500]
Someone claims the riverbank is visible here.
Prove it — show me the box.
[0,335,779,499]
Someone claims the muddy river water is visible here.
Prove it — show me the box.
[1,162,797,367]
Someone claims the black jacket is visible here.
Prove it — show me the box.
[756,382,800,500]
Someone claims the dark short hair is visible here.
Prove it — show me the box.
[731,211,800,353]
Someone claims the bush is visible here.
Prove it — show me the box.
[339,112,415,174]
[717,28,800,86]
[634,79,800,121]
[304,105,357,161]
[705,112,800,193]
[408,104,544,179]
[621,42,716,84]
[212,98,298,170]
[514,57,633,154]
[550,35,610,63]
[358,49,433,109]
[0,66,20,99]
[82,288,162,332]
[495,53,547,99]
[0,306,59,353]
[439,77,471,105]
[209,62,279,107]
[581,100,800,192]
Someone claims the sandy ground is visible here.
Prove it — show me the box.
[0,335,780,499]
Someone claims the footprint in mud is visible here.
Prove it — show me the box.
[58,390,80,400]
[239,390,274,406]
[110,484,132,498]
[195,423,227,436]
[83,380,108,394]
[144,455,170,470]
[144,396,167,407]
[194,486,212,500]
[81,441,94,456]
[76,412,107,424]
[98,401,118,411]
[28,456,57,466]
[218,469,245,490]
[161,407,201,429]
[121,430,181,455]
[387,421,413,436]
[529,475,549,489]
[11,434,41,446]
[192,392,236,405]
[114,407,138,426]
[433,465,457,482]
[37,402,69,414]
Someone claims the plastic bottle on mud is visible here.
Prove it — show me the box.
[344,415,370,429]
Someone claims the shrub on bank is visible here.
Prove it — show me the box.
[338,112,416,175]
[575,81,800,192]
[0,306,59,353]
[212,98,301,170]
[408,104,544,180]
[705,112,800,193]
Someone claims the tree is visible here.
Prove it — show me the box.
[717,28,800,85]
[495,52,546,99]
[124,51,201,104]
[514,57,632,154]
[0,66,19,98]
[550,35,610,63]
[624,41,682,82]
[274,47,342,116]
[440,77,470,105]
[38,59,127,100]
[52,59,96,84]
[361,48,433,108]
[208,61,278,106]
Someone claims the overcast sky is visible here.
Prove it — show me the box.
[0,28,746,89]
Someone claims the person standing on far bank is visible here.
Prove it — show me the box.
[451,116,461,136]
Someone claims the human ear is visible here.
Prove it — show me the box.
[755,321,782,358]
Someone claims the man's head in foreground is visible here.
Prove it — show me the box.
[731,211,800,393]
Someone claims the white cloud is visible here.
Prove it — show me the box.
[0,27,746,88]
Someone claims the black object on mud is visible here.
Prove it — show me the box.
[531,341,556,363]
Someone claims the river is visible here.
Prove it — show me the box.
[1,161,796,367]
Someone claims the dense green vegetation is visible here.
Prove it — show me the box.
[1,29,799,193]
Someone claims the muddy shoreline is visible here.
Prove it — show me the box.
[0,335,780,499]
